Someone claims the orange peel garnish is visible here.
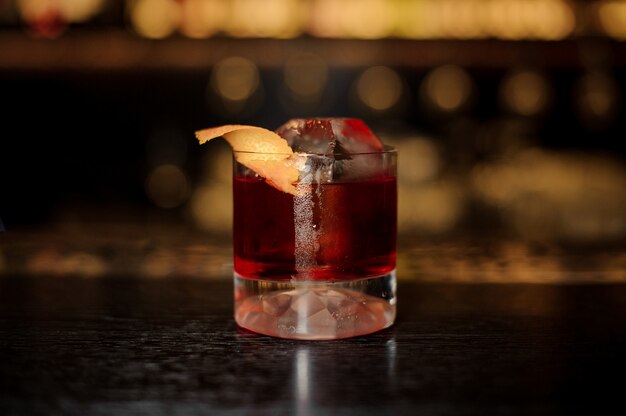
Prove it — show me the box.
[195,125,305,195]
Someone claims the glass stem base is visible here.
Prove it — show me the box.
[234,271,396,340]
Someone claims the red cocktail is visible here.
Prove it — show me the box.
[234,177,397,281]
[232,118,397,340]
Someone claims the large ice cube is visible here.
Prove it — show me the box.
[275,118,384,155]
[276,118,387,182]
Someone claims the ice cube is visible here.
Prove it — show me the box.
[276,118,335,154]
[275,118,384,155]
[275,118,386,182]
[332,118,385,153]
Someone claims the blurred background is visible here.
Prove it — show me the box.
[0,0,625,282]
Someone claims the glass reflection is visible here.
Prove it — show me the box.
[290,330,397,414]
[294,347,311,416]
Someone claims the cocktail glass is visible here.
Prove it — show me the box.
[232,118,397,340]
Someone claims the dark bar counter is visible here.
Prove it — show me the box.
[2,276,626,415]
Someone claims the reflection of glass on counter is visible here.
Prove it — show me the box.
[291,334,397,415]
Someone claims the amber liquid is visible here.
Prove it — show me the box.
[233,176,397,282]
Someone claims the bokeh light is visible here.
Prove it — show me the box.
[211,56,260,102]
[597,0,626,40]
[179,0,226,38]
[28,249,106,277]
[57,0,104,22]
[129,0,181,39]
[391,136,440,184]
[190,148,232,232]
[500,70,551,116]
[18,0,104,24]
[284,53,328,101]
[7,0,585,41]
[485,0,575,40]
[145,164,190,209]
[395,0,574,40]
[18,0,66,38]
[356,66,403,112]
[308,0,342,37]
[399,181,465,234]
[310,0,395,39]
[225,0,303,38]
[471,149,626,241]
[533,0,576,40]
[423,65,473,112]
[442,0,483,39]
[384,133,461,234]
[574,71,620,127]
[341,0,395,39]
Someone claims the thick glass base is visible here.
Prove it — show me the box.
[234,272,396,340]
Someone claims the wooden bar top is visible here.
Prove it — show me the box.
[1,277,625,415]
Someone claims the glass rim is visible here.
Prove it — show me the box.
[233,144,397,157]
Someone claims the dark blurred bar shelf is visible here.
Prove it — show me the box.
[2,31,626,71]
